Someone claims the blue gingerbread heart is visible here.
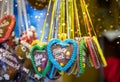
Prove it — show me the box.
[47,39,77,71]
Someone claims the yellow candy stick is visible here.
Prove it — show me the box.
[82,0,107,67]
[31,0,52,47]
[80,0,89,36]
[58,0,67,40]
[93,36,107,67]
[73,0,81,37]
[39,0,52,42]
[71,0,75,39]
[58,0,63,40]
[68,0,74,39]
[82,0,97,37]
[48,0,57,41]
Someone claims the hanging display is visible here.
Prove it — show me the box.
[0,0,107,81]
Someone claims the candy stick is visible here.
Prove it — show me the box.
[85,37,98,68]
[58,0,68,40]
[6,0,9,15]
[17,0,25,36]
[73,0,81,37]
[82,0,97,37]
[90,37,101,69]
[81,0,107,68]
[48,0,58,40]
[21,0,31,40]
[66,0,74,39]
[9,0,14,15]
[54,0,60,39]
[0,0,6,18]
[21,0,29,31]
[40,0,52,42]
[66,0,70,39]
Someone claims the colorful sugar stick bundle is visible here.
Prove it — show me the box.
[0,0,107,81]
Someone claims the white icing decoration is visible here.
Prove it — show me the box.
[5,53,18,63]
[0,20,9,28]
[34,53,47,66]
[53,48,67,61]
[1,57,20,70]
[18,56,23,60]
[34,74,41,80]
[0,29,3,33]
[0,49,20,70]
[35,54,43,60]
[26,53,31,59]
[4,74,9,80]
[42,58,46,61]
[23,67,29,73]
[35,59,42,66]
[21,46,26,52]
[11,32,15,36]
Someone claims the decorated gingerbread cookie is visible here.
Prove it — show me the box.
[0,15,16,43]
[0,48,21,80]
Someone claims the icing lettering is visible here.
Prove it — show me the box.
[0,49,20,70]
[53,48,67,61]
[35,54,43,60]
[1,50,18,63]
[35,59,42,66]
[0,57,20,70]
[34,52,47,66]
[53,48,67,55]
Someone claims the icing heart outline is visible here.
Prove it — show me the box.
[30,44,51,77]
[0,15,16,43]
[47,39,77,71]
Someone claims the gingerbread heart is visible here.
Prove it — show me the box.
[30,44,51,77]
[47,39,77,71]
[0,48,21,80]
[0,15,15,43]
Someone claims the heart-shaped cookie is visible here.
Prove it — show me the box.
[0,15,15,43]
[47,39,77,71]
[0,48,21,80]
[30,44,51,77]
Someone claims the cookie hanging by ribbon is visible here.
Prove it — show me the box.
[0,15,16,43]
[30,43,51,77]
[47,39,77,71]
